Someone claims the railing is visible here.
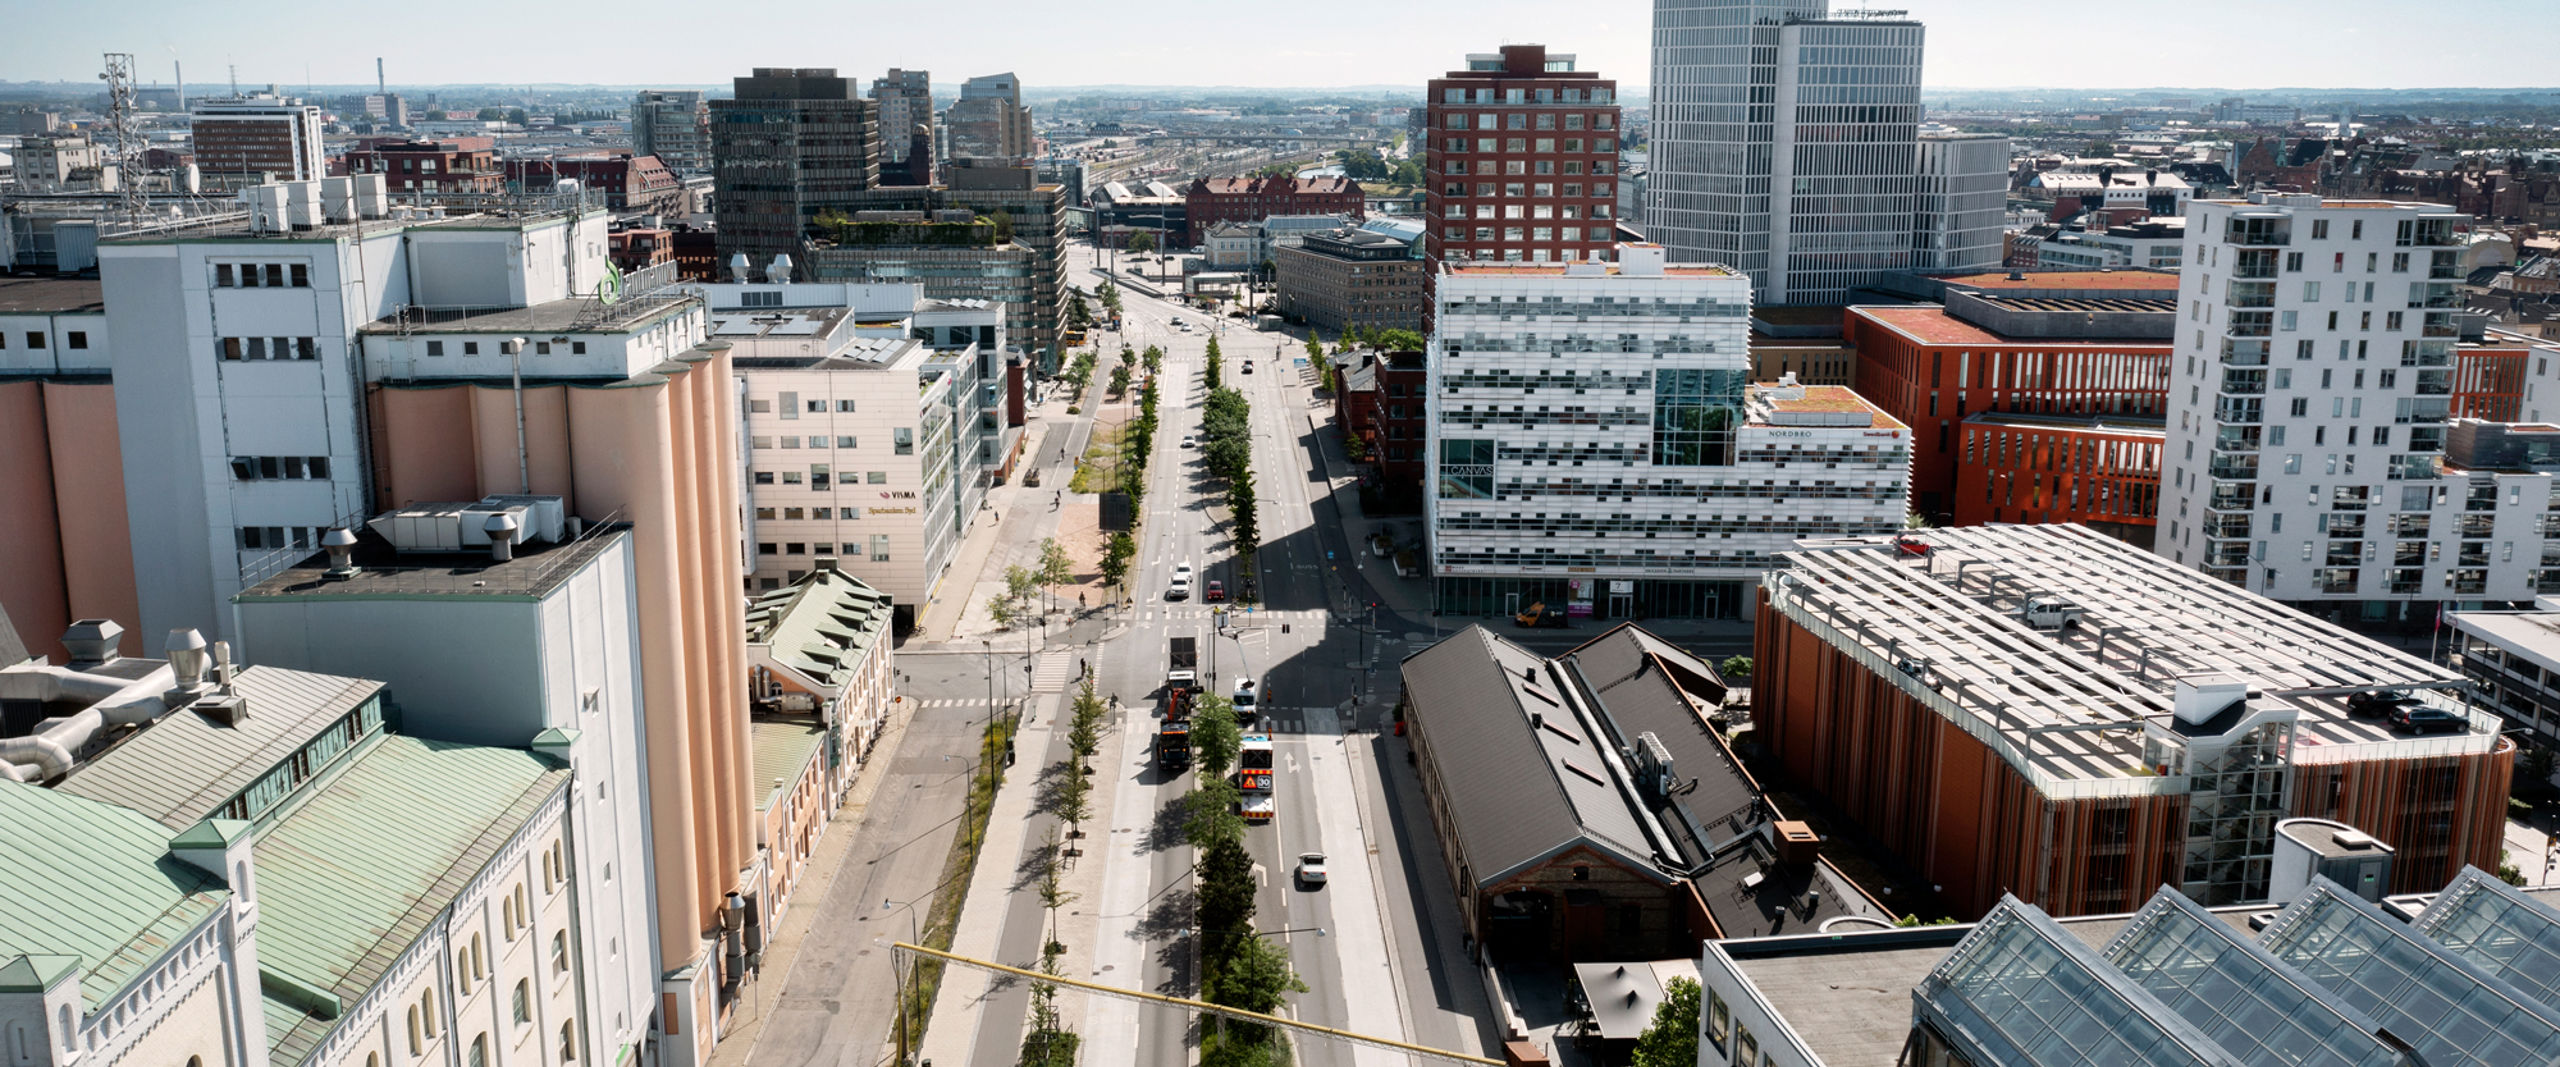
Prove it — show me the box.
[2221,340,2269,366]
[2209,457,2258,480]
[2205,516,2253,538]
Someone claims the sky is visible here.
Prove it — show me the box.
[3,0,2557,93]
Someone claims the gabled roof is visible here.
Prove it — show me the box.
[255,735,568,1067]
[745,566,892,694]
[58,667,385,830]
[751,718,828,810]
[0,782,228,1010]
[1399,626,1661,888]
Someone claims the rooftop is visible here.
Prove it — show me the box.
[238,520,629,602]
[744,564,893,694]
[1748,383,1895,425]
[1764,524,2489,793]
[254,734,568,1066]
[0,275,106,314]
[58,666,386,830]
[751,718,828,810]
[2449,610,2560,677]
[1930,269,2182,293]
[0,782,229,1011]
[356,291,698,337]
[1962,411,2167,437]
[1850,304,2174,348]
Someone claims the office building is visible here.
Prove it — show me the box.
[189,92,325,189]
[632,90,711,175]
[0,276,136,662]
[361,91,408,129]
[1910,132,2011,272]
[2024,216,2189,271]
[10,134,107,191]
[1090,180,1187,249]
[1752,523,2514,918]
[1272,226,1426,335]
[710,69,881,274]
[798,167,1070,356]
[93,181,759,1067]
[869,70,934,186]
[1649,1,1926,305]
[1333,348,1428,494]
[942,73,1033,168]
[1426,244,1909,621]
[2158,193,2560,615]
[1184,176,1363,245]
[1843,271,2178,522]
[2449,607,2560,756]
[1422,44,1623,276]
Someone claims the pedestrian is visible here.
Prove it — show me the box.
[1079,592,1088,611]
[1080,657,1089,678]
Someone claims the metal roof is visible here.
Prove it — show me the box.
[1765,525,2487,796]
[254,734,568,1067]
[751,718,828,811]
[0,782,228,1010]
[58,667,385,829]
[1398,627,1661,888]
[744,566,891,694]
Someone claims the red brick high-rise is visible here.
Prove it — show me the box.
[1424,44,1621,277]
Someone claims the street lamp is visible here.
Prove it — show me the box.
[885,897,923,1067]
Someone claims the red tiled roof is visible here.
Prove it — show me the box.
[1191,176,1362,196]
[1849,305,2174,349]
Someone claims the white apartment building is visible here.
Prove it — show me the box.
[2161,193,2560,618]
[686,280,1008,625]
[1649,1,1926,305]
[1426,244,1910,620]
[2034,218,2187,271]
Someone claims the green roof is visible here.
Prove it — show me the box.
[751,718,828,811]
[59,667,384,830]
[744,568,891,693]
[0,782,229,1010]
[253,735,567,1067]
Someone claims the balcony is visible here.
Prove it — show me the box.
[2388,572,2427,595]
[2221,339,2270,367]
[2214,427,2263,453]
[2395,545,2427,566]
[2205,515,2253,538]
[2210,455,2259,480]
[2210,491,2258,512]
[2541,571,2560,595]
[2209,548,2253,568]
[2453,571,2490,595]
[2318,568,2362,594]
[2206,566,2251,585]
[2402,219,2461,248]
[2226,318,2274,340]
[2459,547,2492,568]
[2392,514,2432,536]
[2327,516,2367,538]
[2226,281,2277,308]
[2225,218,2291,246]
[2233,251,2280,279]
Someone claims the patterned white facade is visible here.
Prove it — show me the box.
[1425,244,1909,620]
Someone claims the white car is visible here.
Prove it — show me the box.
[1182,435,1196,448]
[1296,852,1328,888]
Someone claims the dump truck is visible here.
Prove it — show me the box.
[1167,635,1200,694]
[1155,689,1194,771]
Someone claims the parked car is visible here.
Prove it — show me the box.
[2346,690,2418,720]
[1295,852,1328,888]
[2388,704,2467,735]
[1242,362,1255,374]
[1204,580,1226,602]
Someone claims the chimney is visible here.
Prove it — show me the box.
[322,527,361,579]
[768,253,794,283]
[165,629,210,691]
[485,513,520,562]
[729,253,753,284]
[61,619,124,669]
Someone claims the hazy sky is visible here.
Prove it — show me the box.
[4,0,2556,92]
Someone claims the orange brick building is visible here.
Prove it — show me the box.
[1953,413,2163,544]
[1753,525,2513,920]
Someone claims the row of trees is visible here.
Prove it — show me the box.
[1199,337,1262,575]
[1333,147,1425,188]
[988,540,1074,630]
[1178,696,1305,1067]
[1021,681,1112,1067]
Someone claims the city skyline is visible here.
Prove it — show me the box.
[3,0,2559,92]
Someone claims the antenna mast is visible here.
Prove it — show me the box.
[102,52,148,222]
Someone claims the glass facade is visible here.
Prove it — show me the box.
[1916,902,2218,1067]
[2260,882,2560,1067]
[1651,367,1745,465]
[2101,890,2401,1067]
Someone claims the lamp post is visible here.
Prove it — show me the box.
[886,897,922,1067]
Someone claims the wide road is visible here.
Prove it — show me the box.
[1072,242,1425,1067]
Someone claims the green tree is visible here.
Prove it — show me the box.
[1228,472,1259,558]
[1052,759,1093,841]
[1719,656,1753,681]
[1371,328,1425,352]
[1067,292,1092,330]
[1191,695,1242,777]
[1109,364,1133,395]
[1197,836,1258,963]
[1038,538,1074,589]
[1100,532,1136,595]
[1097,280,1122,316]
[1201,933,1307,1047]
[1389,158,1424,187]
[1143,345,1164,375]
[1005,563,1038,615]
[1127,230,1158,255]
[1185,777,1245,850]
[1022,831,1080,1067]
[1630,977,1701,1067]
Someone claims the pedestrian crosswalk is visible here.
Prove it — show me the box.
[906,697,1002,709]
[1134,606,1331,624]
[1030,650,1076,692]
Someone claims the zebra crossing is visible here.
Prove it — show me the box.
[1133,606,1332,624]
[901,698,1347,733]
[906,697,1003,709]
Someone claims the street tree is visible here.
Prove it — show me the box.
[1196,836,1257,962]
[1201,934,1307,1047]
[1184,777,1244,849]
[1190,695,1242,777]
[1127,230,1158,255]
[1630,978,1702,1067]
[1038,539,1074,588]
[1067,291,1092,330]
[1051,763,1092,842]
[1228,473,1259,559]
[1099,533,1136,595]
[1143,345,1164,375]
[1109,364,1133,396]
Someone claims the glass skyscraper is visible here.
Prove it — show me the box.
[1649,0,1927,306]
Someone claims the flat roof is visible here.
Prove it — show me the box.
[357,292,696,336]
[751,718,828,810]
[238,522,628,602]
[1444,263,1737,277]
[1734,940,1954,1064]
[1850,304,2175,349]
[1931,270,2182,292]
[0,275,105,314]
[1766,525,2488,792]
[2449,610,2560,677]
[1750,383,1890,420]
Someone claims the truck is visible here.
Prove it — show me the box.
[2019,596,2086,631]
[1167,635,1200,694]
[1237,735,1275,824]
[1155,689,1194,771]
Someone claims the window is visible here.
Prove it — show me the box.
[867,471,887,484]
[572,342,586,354]
[1707,991,1731,1050]
[468,1035,487,1067]
[780,392,800,419]
[458,949,475,993]
[836,436,857,448]
[836,399,856,412]
[423,990,440,1036]
[559,1023,577,1062]
[24,332,42,349]
[428,341,446,356]
[463,341,479,356]
[753,471,774,485]
[66,331,86,349]
[871,534,891,561]
[291,263,309,287]
[893,428,914,455]
[811,464,830,489]
[216,263,236,287]
[511,980,530,1025]
[408,1008,424,1055]
[807,399,826,413]
[749,399,771,413]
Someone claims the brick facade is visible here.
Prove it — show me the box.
[1182,176,1363,245]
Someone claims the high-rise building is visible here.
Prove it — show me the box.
[869,69,934,185]
[632,89,711,175]
[1421,44,1624,276]
[2158,193,2560,616]
[942,73,1033,168]
[1912,132,2012,272]
[189,91,325,189]
[1649,1,1926,305]
[1425,243,1908,621]
[710,69,881,275]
